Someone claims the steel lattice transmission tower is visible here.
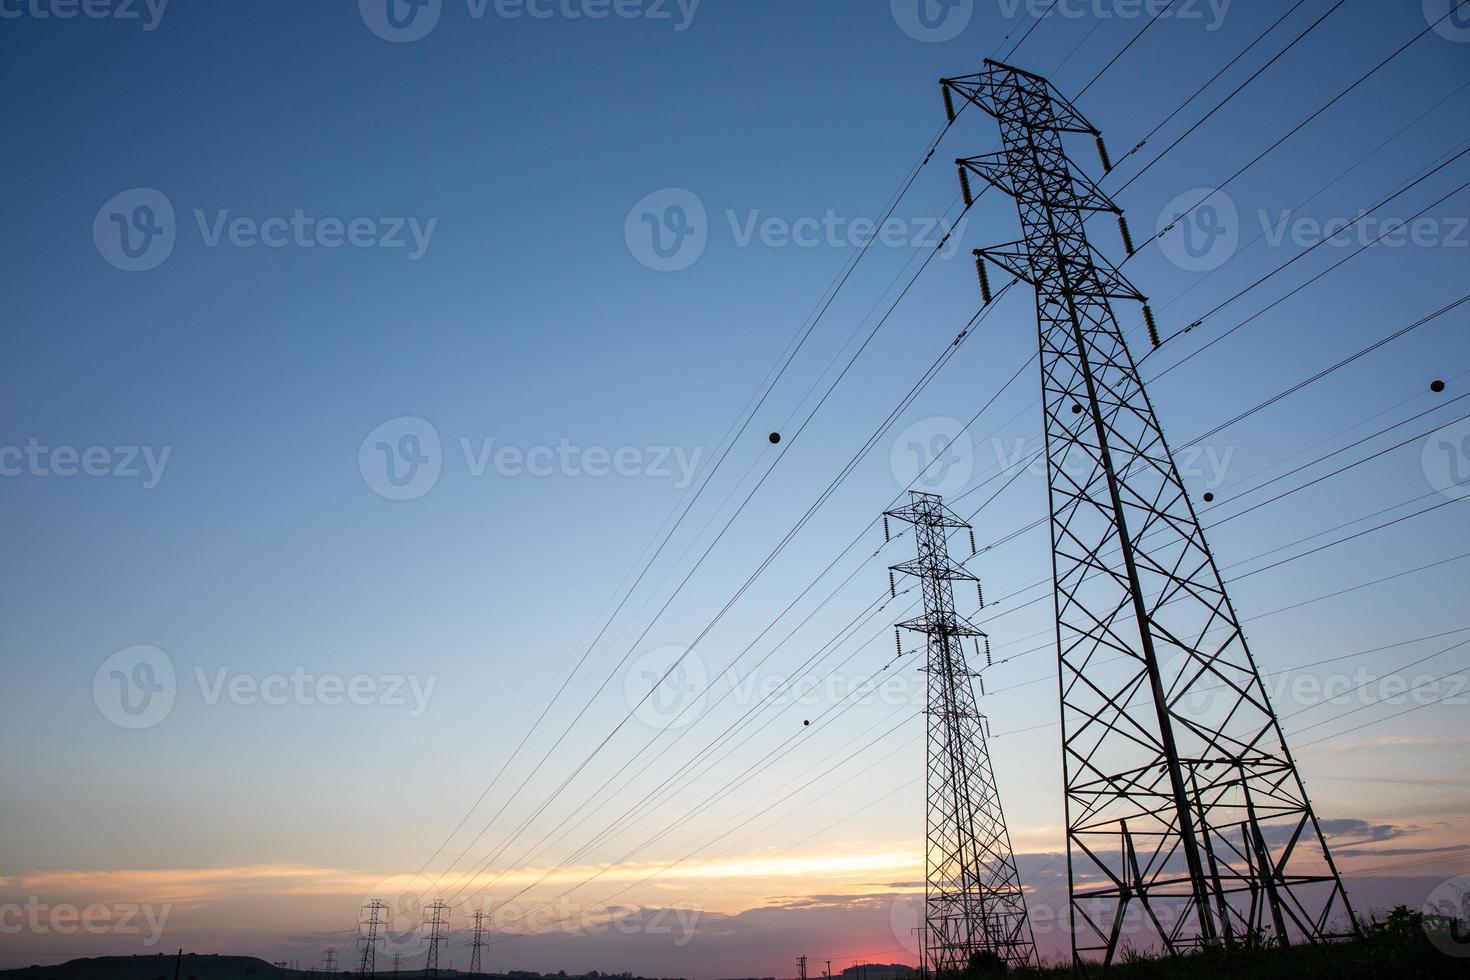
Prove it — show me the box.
[940,60,1356,966]
[887,490,1039,974]
[423,900,449,977]
[470,909,487,976]
[357,900,387,977]
[321,947,338,974]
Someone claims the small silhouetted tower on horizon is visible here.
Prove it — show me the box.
[320,948,337,974]
[887,490,1039,974]
[940,59,1355,969]
[470,909,487,976]
[423,901,449,978]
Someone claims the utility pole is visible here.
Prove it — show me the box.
[423,900,449,978]
[941,59,1356,968]
[358,899,387,977]
[798,955,808,980]
[470,908,487,976]
[887,491,1039,974]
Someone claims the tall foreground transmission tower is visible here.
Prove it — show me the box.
[887,491,1039,973]
[940,61,1355,966]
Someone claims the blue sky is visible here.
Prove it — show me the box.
[2,0,1469,973]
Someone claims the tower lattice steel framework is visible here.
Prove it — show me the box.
[423,900,450,977]
[939,60,1356,967]
[356,899,386,977]
[887,490,1039,974]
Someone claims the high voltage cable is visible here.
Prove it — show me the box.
[431,227,992,915]
[1073,0,1178,99]
[448,485,1458,927]
[1154,172,1470,380]
[1155,79,1470,317]
[1110,0,1353,194]
[399,3,1335,909]
[1105,0,1317,174]
[393,114,968,907]
[1127,4,1468,258]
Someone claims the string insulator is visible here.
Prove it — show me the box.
[1118,214,1135,255]
[883,515,891,543]
[977,581,984,607]
[980,676,986,697]
[958,165,974,207]
[985,718,992,739]
[1096,135,1112,173]
[968,528,976,556]
[1143,304,1161,349]
[985,636,992,666]
[895,628,903,659]
[975,255,993,305]
[889,570,897,598]
[943,84,956,123]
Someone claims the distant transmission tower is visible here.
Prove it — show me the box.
[321,947,337,974]
[391,950,402,977]
[357,899,386,977]
[423,901,449,978]
[887,490,1039,973]
[470,909,487,976]
[941,60,1356,966]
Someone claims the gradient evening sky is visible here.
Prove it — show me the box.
[3,0,1469,974]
